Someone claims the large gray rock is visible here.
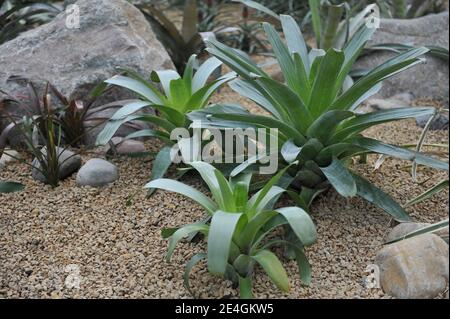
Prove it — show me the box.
[32,147,82,183]
[0,0,173,145]
[376,234,449,299]
[76,158,119,187]
[356,12,449,101]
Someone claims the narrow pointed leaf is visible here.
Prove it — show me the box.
[275,207,317,246]
[280,15,310,73]
[386,219,449,244]
[333,47,429,111]
[214,170,236,212]
[351,137,449,171]
[251,250,290,292]
[150,70,181,98]
[125,129,172,144]
[239,276,254,299]
[352,173,411,222]
[404,180,449,208]
[145,179,218,215]
[169,78,190,111]
[166,224,209,261]
[208,211,243,275]
[257,77,313,133]
[184,253,207,297]
[331,107,435,142]
[192,57,223,92]
[307,110,354,144]
[105,75,164,105]
[233,0,280,20]
[0,181,25,193]
[320,157,357,197]
[229,80,281,118]
[148,147,173,196]
[308,0,322,47]
[308,49,345,118]
[263,22,307,106]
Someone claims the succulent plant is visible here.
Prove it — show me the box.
[146,161,317,298]
[96,55,235,190]
[188,15,449,222]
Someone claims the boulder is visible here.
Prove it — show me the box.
[0,0,174,145]
[376,234,449,299]
[76,158,119,187]
[32,147,82,183]
[356,12,449,101]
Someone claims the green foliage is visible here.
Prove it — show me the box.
[1,81,109,148]
[96,55,234,189]
[404,180,449,208]
[146,161,317,298]
[366,43,449,65]
[46,83,110,147]
[221,20,269,54]
[0,180,24,193]
[137,0,207,73]
[376,0,446,19]
[0,0,61,45]
[0,82,69,187]
[189,15,449,222]
[237,0,379,50]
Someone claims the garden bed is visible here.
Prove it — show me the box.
[1,87,448,299]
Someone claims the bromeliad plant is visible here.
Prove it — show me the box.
[146,161,317,299]
[189,15,449,222]
[96,54,235,187]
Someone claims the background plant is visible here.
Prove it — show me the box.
[96,54,234,191]
[44,82,118,148]
[0,82,69,187]
[146,161,317,298]
[376,0,446,19]
[0,0,61,45]
[236,0,380,50]
[189,14,449,223]
[137,0,209,73]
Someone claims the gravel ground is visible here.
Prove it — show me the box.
[1,87,448,299]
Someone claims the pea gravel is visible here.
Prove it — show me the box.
[1,88,448,299]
